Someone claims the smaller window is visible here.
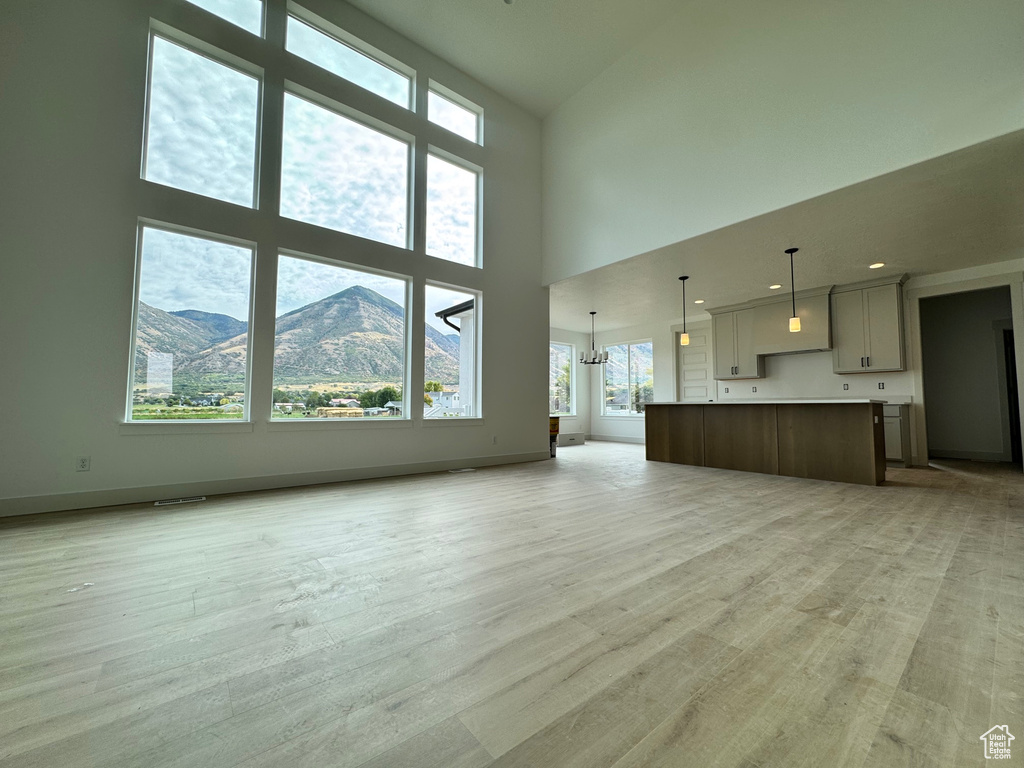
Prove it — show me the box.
[549,342,574,416]
[428,88,480,143]
[424,284,480,418]
[185,0,263,35]
[426,153,479,267]
[286,14,411,108]
[129,225,253,421]
[604,341,653,416]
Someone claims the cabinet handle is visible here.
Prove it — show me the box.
[860,357,865,367]
[866,356,870,367]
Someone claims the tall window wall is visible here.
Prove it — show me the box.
[128,0,485,423]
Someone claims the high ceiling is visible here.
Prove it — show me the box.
[550,130,1024,333]
[347,0,686,117]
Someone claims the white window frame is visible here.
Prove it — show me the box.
[425,146,482,268]
[549,341,576,417]
[271,249,413,422]
[142,23,265,208]
[602,339,654,418]
[427,79,483,145]
[286,4,415,110]
[126,219,258,424]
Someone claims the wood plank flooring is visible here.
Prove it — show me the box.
[1,442,1021,767]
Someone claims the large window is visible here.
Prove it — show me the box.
[129,225,253,421]
[129,4,485,426]
[604,341,653,416]
[424,285,479,418]
[549,342,574,416]
[144,34,260,207]
[280,93,409,247]
[272,256,408,419]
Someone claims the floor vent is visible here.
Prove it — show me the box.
[154,496,206,506]
[448,468,477,474]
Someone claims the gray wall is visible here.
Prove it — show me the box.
[920,287,1014,460]
[0,0,548,515]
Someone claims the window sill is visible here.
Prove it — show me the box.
[267,418,413,432]
[422,417,484,427]
[119,421,255,436]
[598,413,646,419]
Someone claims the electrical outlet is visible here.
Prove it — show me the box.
[724,387,729,393]
[878,382,885,390]
[751,386,757,393]
[76,456,91,472]
[843,383,849,391]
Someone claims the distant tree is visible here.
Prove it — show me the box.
[219,398,230,406]
[424,393,433,406]
[376,386,400,408]
[424,380,443,392]
[359,390,378,409]
[272,388,289,403]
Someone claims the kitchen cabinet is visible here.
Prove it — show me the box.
[832,280,905,373]
[713,309,762,379]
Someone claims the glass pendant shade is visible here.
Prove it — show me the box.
[789,316,801,333]
[679,332,690,346]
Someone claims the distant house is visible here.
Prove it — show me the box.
[383,400,403,416]
[219,403,244,412]
[329,398,360,407]
[435,390,460,408]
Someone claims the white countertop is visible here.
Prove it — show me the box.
[649,399,887,405]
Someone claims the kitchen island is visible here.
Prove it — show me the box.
[645,400,886,485]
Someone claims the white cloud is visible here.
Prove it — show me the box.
[145,37,259,206]
[139,227,252,321]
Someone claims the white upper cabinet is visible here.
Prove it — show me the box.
[832,280,906,373]
[713,308,762,379]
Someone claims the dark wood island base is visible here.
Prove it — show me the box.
[645,400,887,485]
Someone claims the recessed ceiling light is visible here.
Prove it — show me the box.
[769,284,782,290]
[869,262,885,269]
[694,299,705,304]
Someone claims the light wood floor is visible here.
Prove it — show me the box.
[1,442,1021,767]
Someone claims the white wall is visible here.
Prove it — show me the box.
[919,287,1015,460]
[0,0,548,515]
[541,0,1023,284]
[549,328,592,439]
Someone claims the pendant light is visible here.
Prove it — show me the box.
[579,311,608,365]
[678,275,690,346]
[786,247,801,333]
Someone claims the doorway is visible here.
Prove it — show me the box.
[919,286,1021,463]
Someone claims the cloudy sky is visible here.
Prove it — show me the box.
[140,21,478,322]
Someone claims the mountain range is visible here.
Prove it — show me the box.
[134,286,461,391]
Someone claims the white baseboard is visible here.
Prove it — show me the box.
[0,450,551,518]
[589,434,646,445]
